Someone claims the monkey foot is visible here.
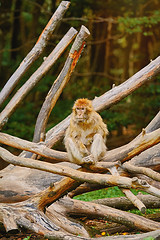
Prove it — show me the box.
[82,155,95,164]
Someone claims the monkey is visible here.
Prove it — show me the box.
[64,98,109,165]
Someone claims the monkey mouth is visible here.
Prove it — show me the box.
[76,118,85,122]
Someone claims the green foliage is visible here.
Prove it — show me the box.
[118,10,160,35]
[129,208,160,216]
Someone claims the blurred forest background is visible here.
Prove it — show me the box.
[0,0,160,152]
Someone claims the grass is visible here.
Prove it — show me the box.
[74,186,160,215]
[74,186,124,201]
[74,186,148,201]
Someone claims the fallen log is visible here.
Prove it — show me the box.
[123,161,160,182]
[56,197,160,232]
[0,146,160,199]
[92,194,160,210]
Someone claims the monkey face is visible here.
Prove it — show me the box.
[72,98,93,123]
[75,107,87,122]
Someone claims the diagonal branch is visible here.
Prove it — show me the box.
[0,1,70,107]
[102,128,160,163]
[123,161,160,182]
[0,27,77,129]
[0,132,68,161]
[45,57,160,147]
[33,25,90,143]
[108,166,146,213]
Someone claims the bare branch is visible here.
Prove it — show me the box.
[33,25,90,143]
[123,161,160,182]
[45,58,160,147]
[0,146,160,198]
[0,27,77,129]
[92,194,160,210]
[102,128,160,163]
[0,132,68,162]
[0,1,70,107]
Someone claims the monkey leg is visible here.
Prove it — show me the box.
[90,133,107,161]
[65,137,83,163]
[66,138,90,165]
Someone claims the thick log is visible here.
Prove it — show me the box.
[45,230,160,240]
[33,25,90,143]
[0,165,63,203]
[92,194,160,210]
[58,197,160,232]
[129,143,160,167]
[1,146,160,198]
[0,1,70,107]
[102,128,160,163]
[0,27,77,129]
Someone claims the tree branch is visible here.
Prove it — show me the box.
[92,194,160,210]
[0,27,77,129]
[102,128,160,163]
[0,146,160,198]
[33,25,90,143]
[0,132,68,162]
[123,161,160,182]
[45,58,160,147]
[0,1,70,107]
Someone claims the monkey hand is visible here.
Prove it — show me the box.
[82,154,96,165]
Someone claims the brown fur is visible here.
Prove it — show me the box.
[64,98,109,165]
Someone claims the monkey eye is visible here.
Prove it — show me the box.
[76,107,85,110]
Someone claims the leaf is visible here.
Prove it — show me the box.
[23,235,31,240]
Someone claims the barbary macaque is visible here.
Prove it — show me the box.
[64,98,109,165]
